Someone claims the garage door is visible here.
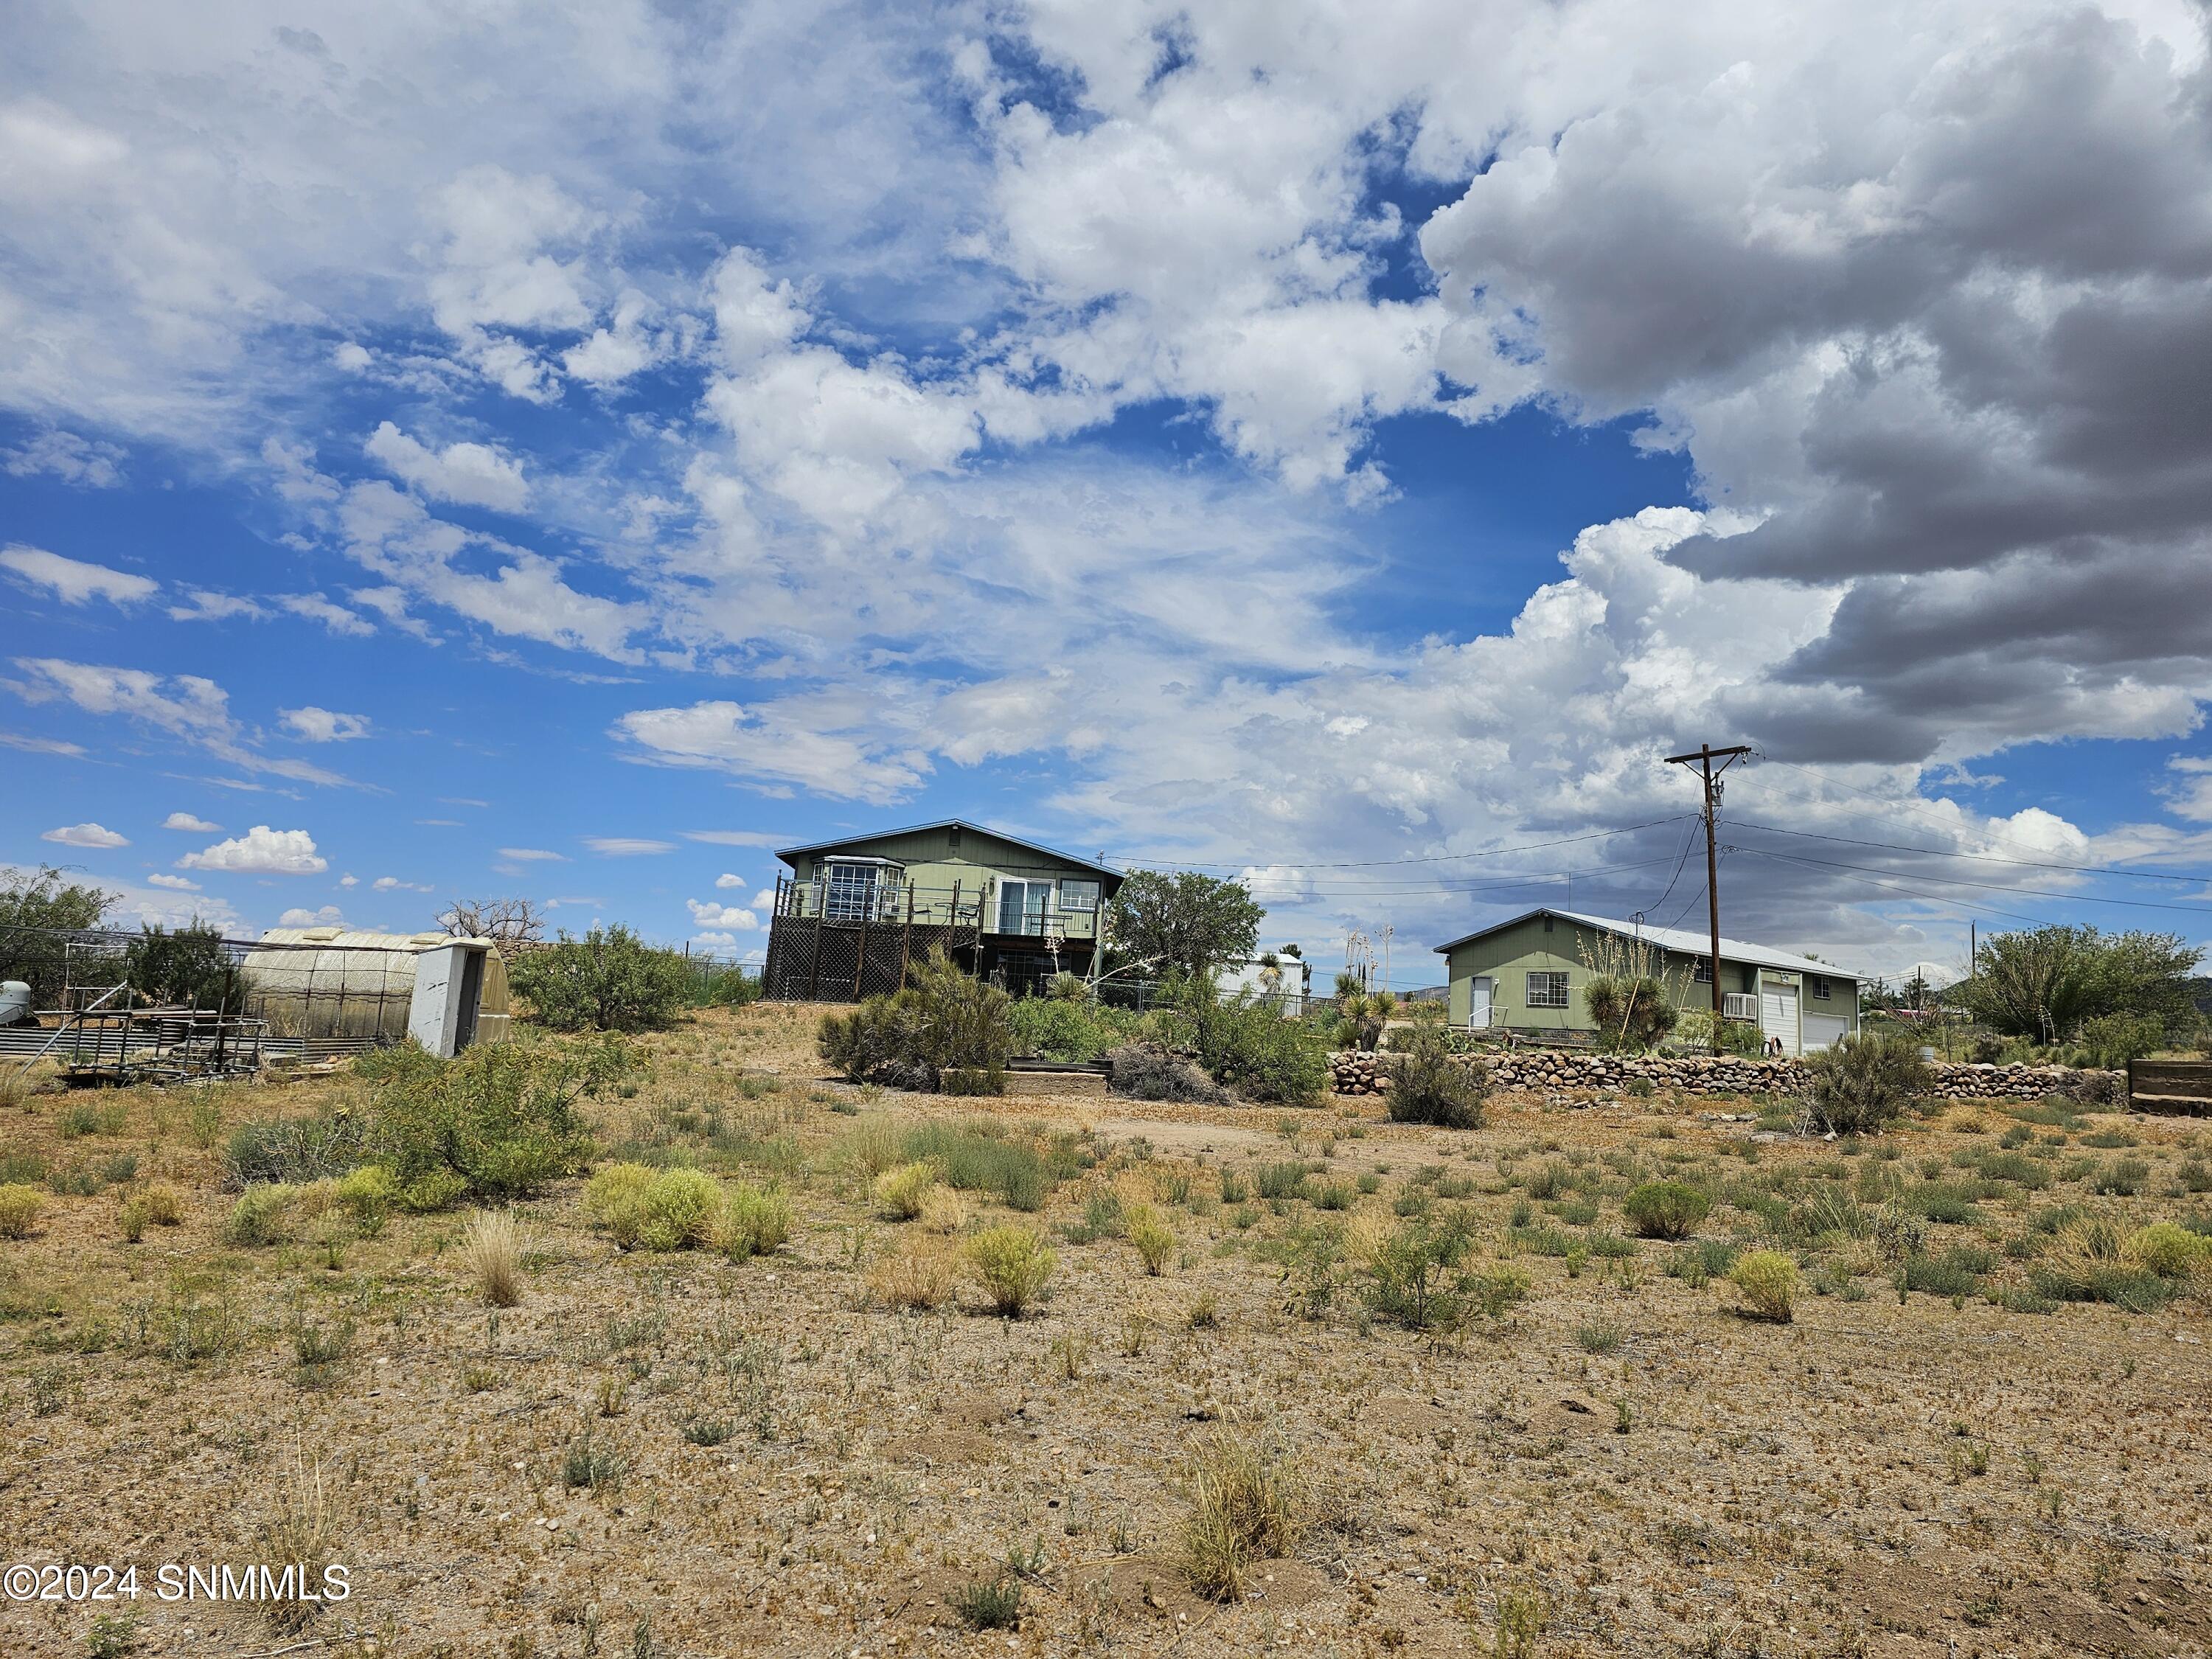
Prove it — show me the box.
[1760,984,1799,1056]
[1803,1013,1850,1052]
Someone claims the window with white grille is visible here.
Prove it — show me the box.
[1526,970,1570,1009]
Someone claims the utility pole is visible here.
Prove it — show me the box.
[1664,742,1752,1053]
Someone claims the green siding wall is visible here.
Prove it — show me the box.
[1441,916,1855,1037]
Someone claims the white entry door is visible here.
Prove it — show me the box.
[1760,982,1800,1056]
[1467,976,1494,1029]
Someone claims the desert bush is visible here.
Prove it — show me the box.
[919,1186,970,1234]
[509,925,692,1032]
[332,1165,394,1228]
[1180,1431,1304,1601]
[1385,1015,1488,1129]
[715,1182,792,1259]
[367,1032,617,1202]
[2124,1221,2207,1279]
[1366,1209,1529,1333]
[900,1120,1057,1211]
[461,1209,526,1306]
[1801,1029,1930,1133]
[2073,1012,2166,1069]
[953,1575,1022,1631]
[1127,1205,1175,1275]
[818,948,1012,1093]
[225,1112,369,1187]
[868,1239,959,1310]
[124,921,240,1009]
[1728,1249,1798,1322]
[1624,1180,1711,1240]
[1253,1161,1309,1201]
[874,1159,942,1221]
[0,1183,46,1239]
[119,1196,149,1242]
[966,1225,1054,1315]
[1009,996,1130,1062]
[1107,1041,1229,1105]
[1168,980,1329,1105]
[223,1183,299,1246]
[1582,975,1679,1052]
[586,1162,722,1251]
[1332,973,1397,1051]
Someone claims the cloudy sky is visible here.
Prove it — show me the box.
[5,0,2212,984]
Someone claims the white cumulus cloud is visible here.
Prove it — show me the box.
[364,421,530,512]
[1,544,156,606]
[163,812,221,832]
[179,825,328,875]
[279,706,371,742]
[41,822,128,849]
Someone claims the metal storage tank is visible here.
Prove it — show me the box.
[241,928,510,1055]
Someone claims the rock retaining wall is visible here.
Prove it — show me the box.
[1327,1048,2123,1104]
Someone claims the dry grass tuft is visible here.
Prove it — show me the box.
[256,1450,341,1632]
[868,1239,959,1310]
[0,1182,46,1239]
[1181,1431,1304,1601]
[965,1225,1055,1315]
[1727,1249,1798,1324]
[462,1209,528,1307]
[918,1185,970,1235]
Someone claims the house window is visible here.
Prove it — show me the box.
[1693,959,1714,984]
[947,825,963,849]
[996,879,1050,936]
[1058,878,1101,914]
[1526,970,1570,1009]
[824,861,884,922]
[1543,915,1554,933]
[1810,975,1832,1000]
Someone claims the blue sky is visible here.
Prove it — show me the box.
[6,0,2212,987]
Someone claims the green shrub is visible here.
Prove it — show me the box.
[1366,1208,1528,1332]
[225,1112,369,1186]
[123,921,239,1008]
[953,1575,1022,1630]
[714,1183,793,1259]
[966,1225,1054,1314]
[0,1183,45,1239]
[1009,997,1129,1062]
[874,1159,941,1221]
[1163,978,1327,1105]
[1385,1016,1488,1129]
[1623,1180,1710,1240]
[1801,1029,1929,1133]
[223,1183,299,1246]
[900,1121,1055,1211]
[818,949,1012,1093]
[2126,1221,2207,1279]
[333,1164,396,1226]
[1253,1161,1309,1201]
[2072,1012,2166,1070]
[1127,1206,1175,1275]
[1727,1250,1798,1322]
[369,1032,617,1203]
[509,925,693,1032]
[1900,1248,1987,1297]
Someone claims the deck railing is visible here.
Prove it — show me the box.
[770,877,1101,940]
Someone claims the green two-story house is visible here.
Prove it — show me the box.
[1433,907,1861,1055]
[762,819,1124,1001]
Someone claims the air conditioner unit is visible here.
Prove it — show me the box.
[1721,992,1759,1021]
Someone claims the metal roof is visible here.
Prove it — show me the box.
[773,819,1124,887]
[1431,906,1859,979]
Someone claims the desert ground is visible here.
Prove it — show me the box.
[1,1003,2207,1659]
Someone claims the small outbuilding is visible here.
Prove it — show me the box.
[241,928,511,1056]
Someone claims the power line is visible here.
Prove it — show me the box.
[1731,819,2212,886]
[1111,817,1696,873]
[1729,845,2062,928]
[1246,853,1688,898]
[1728,836,2212,917]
